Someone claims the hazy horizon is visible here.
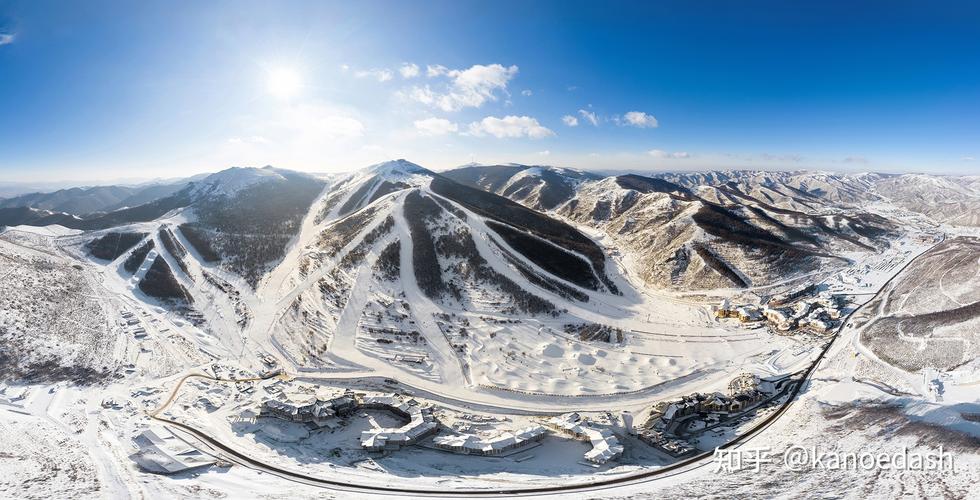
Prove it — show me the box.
[1,159,977,192]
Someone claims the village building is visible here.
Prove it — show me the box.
[714,299,733,319]
[432,425,548,456]
[638,373,783,458]
[735,305,763,322]
[545,413,624,464]
[621,411,635,435]
[769,284,818,306]
[260,391,356,427]
[715,301,763,322]
[761,306,795,331]
[701,392,729,412]
[130,426,215,475]
[719,290,843,334]
[359,394,439,452]
[728,373,761,395]
[637,428,698,458]
[728,392,762,412]
[259,391,438,452]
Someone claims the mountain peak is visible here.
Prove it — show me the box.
[366,159,431,177]
[192,166,287,197]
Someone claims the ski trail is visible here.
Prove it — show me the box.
[390,192,465,386]
[325,250,382,370]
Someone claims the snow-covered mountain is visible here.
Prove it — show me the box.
[442,164,901,290]
[0,182,189,215]
[8,161,980,301]
[39,160,977,388]
[441,163,601,210]
[46,160,942,382]
[260,160,651,380]
[868,173,980,226]
[0,166,318,232]
[7,162,979,298]
[654,169,980,226]
[3,160,977,499]
[47,161,634,379]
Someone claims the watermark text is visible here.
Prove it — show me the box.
[713,445,954,473]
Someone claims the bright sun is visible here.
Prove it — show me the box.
[266,67,303,99]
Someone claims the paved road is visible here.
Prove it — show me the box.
[147,236,946,497]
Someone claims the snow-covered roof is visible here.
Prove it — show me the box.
[433,425,547,454]
[131,426,214,474]
[359,394,437,450]
[546,413,622,464]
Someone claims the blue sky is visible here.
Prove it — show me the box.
[1,0,978,182]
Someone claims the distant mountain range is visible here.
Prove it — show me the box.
[440,164,976,289]
[4,162,980,298]
[0,182,189,215]
[6,159,974,377]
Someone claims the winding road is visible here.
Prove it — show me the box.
[147,234,946,497]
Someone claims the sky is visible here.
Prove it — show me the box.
[1,0,979,183]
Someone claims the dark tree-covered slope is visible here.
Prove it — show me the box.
[85,232,147,260]
[138,256,192,302]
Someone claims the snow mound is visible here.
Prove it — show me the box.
[541,343,564,358]
[576,352,596,365]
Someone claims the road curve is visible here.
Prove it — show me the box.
[148,237,944,497]
[148,331,823,497]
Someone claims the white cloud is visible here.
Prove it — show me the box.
[408,63,518,111]
[962,156,976,161]
[407,86,436,106]
[414,117,458,136]
[399,63,420,79]
[562,115,579,127]
[578,109,599,127]
[648,149,689,159]
[426,64,449,77]
[621,111,659,128]
[537,150,551,156]
[0,33,15,46]
[301,113,364,140]
[842,156,869,164]
[354,68,394,82]
[467,115,555,139]
[227,135,271,145]
[521,89,533,96]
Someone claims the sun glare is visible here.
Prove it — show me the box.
[266,67,303,99]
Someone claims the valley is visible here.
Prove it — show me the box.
[1,161,977,498]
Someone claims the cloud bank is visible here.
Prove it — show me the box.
[467,115,554,139]
[621,111,658,128]
[414,117,458,136]
[408,63,518,111]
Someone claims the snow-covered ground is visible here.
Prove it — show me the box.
[1,170,977,499]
